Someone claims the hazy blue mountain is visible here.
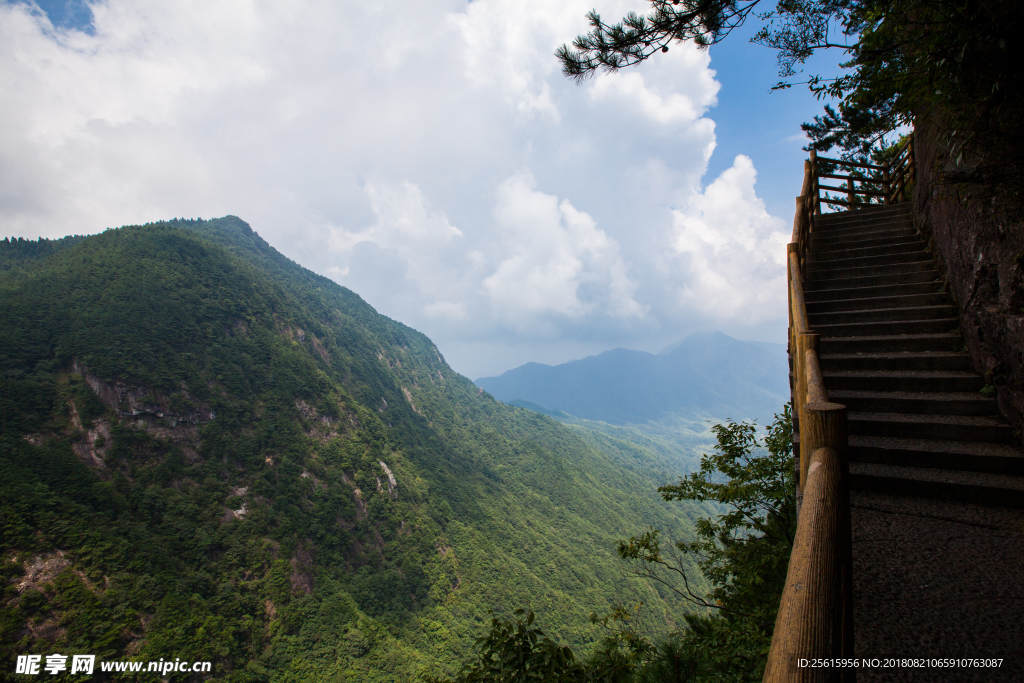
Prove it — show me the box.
[476,331,790,427]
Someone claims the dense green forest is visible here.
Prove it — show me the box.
[429,411,796,682]
[0,218,717,681]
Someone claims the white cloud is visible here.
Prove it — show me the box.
[0,0,792,378]
[670,155,789,321]
[326,179,469,314]
[424,301,468,320]
[484,173,645,329]
[591,71,700,124]
[448,0,648,120]
[332,181,463,252]
[589,47,719,125]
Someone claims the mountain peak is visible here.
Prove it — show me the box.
[658,330,726,355]
[475,333,789,426]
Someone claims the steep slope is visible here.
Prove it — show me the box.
[0,218,706,681]
[475,332,789,426]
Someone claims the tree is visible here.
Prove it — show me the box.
[557,0,1024,191]
[435,408,796,682]
[617,406,795,681]
[424,609,587,683]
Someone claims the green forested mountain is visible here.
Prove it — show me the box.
[0,218,710,681]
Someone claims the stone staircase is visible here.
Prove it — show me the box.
[803,203,1024,507]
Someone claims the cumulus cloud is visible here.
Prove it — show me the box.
[589,46,719,125]
[670,155,789,321]
[449,0,566,119]
[484,173,645,330]
[0,0,791,378]
[325,179,472,319]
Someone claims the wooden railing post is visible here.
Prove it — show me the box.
[796,334,808,489]
[799,334,820,488]
[905,135,915,202]
[763,443,853,683]
[809,150,821,216]
[789,254,809,335]
[791,198,803,260]
[882,166,891,205]
[787,244,796,346]
[768,349,851,682]
[787,242,799,501]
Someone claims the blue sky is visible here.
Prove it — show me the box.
[1,0,848,378]
[16,0,93,31]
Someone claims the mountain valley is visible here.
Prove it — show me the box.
[0,217,727,681]
[476,332,790,473]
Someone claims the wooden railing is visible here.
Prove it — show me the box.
[807,135,915,214]
[763,152,858,682]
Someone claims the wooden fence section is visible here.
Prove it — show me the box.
[763,445,853,683]
[807,135,915,213]
[764,155,855,683]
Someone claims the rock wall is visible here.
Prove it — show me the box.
[70,358,215,426]
[913,120,1024,439]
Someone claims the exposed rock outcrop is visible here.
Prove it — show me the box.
[70,359,215,427]
[402,387,424,417]
[70,416,111,468]
[378,460,397,497]
[290,546,316,594]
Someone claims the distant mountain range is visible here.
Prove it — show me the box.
[475,331,790,426]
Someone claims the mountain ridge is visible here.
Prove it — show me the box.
[475,331,789,427]
[0,216,705,681]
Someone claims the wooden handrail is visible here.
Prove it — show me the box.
[809,133,916,210]
[766,148,855,681]
[817,184,887,197]
[763,446,854,683]
[789,253,809,336]
[816,155,885,171]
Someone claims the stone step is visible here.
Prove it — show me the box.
[809,304,957,325]
[806,239,926,264]
[812,317,958,337]
[828,389,997,416]
[796,206,1024,511]
[847,411,1016,443]
[819,352,972,372]
[813,211,912,230]
[812,222,914,241]
[815,205,910,222]
[806,250,931,272]
[803,270,940,292]
[822,370,985,393]
[804,281,942,302]
[849,462,1024,508]
[820,332,962,354]
[809,229,918,250]
[809,207,1024,665]
[806,292,951,314]
[848,434,1024,474]
[806,258,935,280]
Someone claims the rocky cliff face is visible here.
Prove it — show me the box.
[70,358,215,426]
[914,120,1024,439]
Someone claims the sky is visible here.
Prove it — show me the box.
[1,0,847,379]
